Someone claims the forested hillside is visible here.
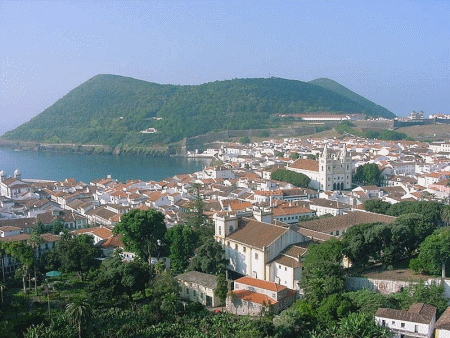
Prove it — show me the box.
[2,75,395,147]
[309,78,395,119]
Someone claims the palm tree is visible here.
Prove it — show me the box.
[28,233,43,295]
[0,282,6,310]
[65,298,91,338]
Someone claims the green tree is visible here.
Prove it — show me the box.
[354,163,382,186]
[5,241,34,293]
[301,239,345,305]
[240,136,251,144]
[271,169,311,188]
[65,298,92,338]
[28,232,43,295]
[57,234,101,281]
[363,200,391,214]
[411,228,450,278]
[341,223,378,270]
[113,209,167,264]
[188,239,227,275]
[165,224,196,273]
[214,273,228,310]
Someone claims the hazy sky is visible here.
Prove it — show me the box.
[1,1,449,135]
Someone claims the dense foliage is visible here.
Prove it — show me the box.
[309,78,395,119]
[3,75,394,147]
[354,163,382,186]
[271,169,311,187]
[113,209,166,263]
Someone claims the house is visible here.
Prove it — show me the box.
[272,203,315,224]
[214,210,305,281]
[226,276,297,316]
[435,306,450,338]
[375,303,436,338]
[307,198,352,217]
[176,271,223,308]
[0,170,32,199]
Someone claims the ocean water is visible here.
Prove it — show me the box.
[0,148,209,183]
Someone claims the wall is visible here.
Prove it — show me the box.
[185,126,317,151]
[346,277,450,301]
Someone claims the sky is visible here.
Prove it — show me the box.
[1,1,449,135]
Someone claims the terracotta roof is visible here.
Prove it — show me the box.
[101,235,124,248]
[236,276,286,292]
[297,211,396,233]
[0,217,37,229]
[231,289,277,305]
[227,218,287,249]
[288,159,319,172]
[435,307,450,330]
[0,233,30,242]
[273,204,313,216]
[375,303,436,324]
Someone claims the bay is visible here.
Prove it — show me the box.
[0,148,209,183]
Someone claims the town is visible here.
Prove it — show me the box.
[2,134,450,337]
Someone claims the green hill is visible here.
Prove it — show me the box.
[309,78,395,119]
[2,75,395,148]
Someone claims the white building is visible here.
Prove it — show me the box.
[176,271,223,308]
[226,276,297,316]
[287,146,352,191]
[214,210,306,282]
[375,303,436,338]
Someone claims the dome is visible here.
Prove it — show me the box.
[0,170,5,177]
[14,169,21,178]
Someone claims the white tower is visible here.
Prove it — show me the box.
[14,169,21,181]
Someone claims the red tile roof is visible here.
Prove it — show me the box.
[235,276,286,292]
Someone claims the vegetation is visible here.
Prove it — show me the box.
[3,75,395,148]
[113,209,166,264]
[309,78,395,119]
[271,168,311,188]
[354,163,382,186]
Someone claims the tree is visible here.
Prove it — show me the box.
[289,152,300,160]
[270,169,311,188]
[28,232,43,294]
[301,239,345,305]
[5,241,34,293]
[57,234,101,281]
[341,223,377,270]
[239,136,251,144]
[188,239,227,275]
[113,209,167,264]
[354,163,382,186]
[165,224,196,273]
[363,200,391,214]
[411,228,450,278]
[214,273,228,310]
[65,298,92,338]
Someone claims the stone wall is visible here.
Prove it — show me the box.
[346,276,450,301]
[184,126,318,151]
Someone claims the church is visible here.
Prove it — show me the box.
[287,146,352,191]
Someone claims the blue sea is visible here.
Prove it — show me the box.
[0,148,209,183]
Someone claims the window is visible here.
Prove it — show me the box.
[218,226,221,235]
[401,323,405,328]
[227,241,230,247]
[391,321,395,325]
[278,265,281,269]
[229,226,234,233]
[382,320,385,326]
[235,244,238,250]
[414,325,418,333]
[255,253,258,260]
[285,267,287,271]
[243,247,246,252]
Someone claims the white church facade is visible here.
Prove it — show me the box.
[287,146,352,191]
